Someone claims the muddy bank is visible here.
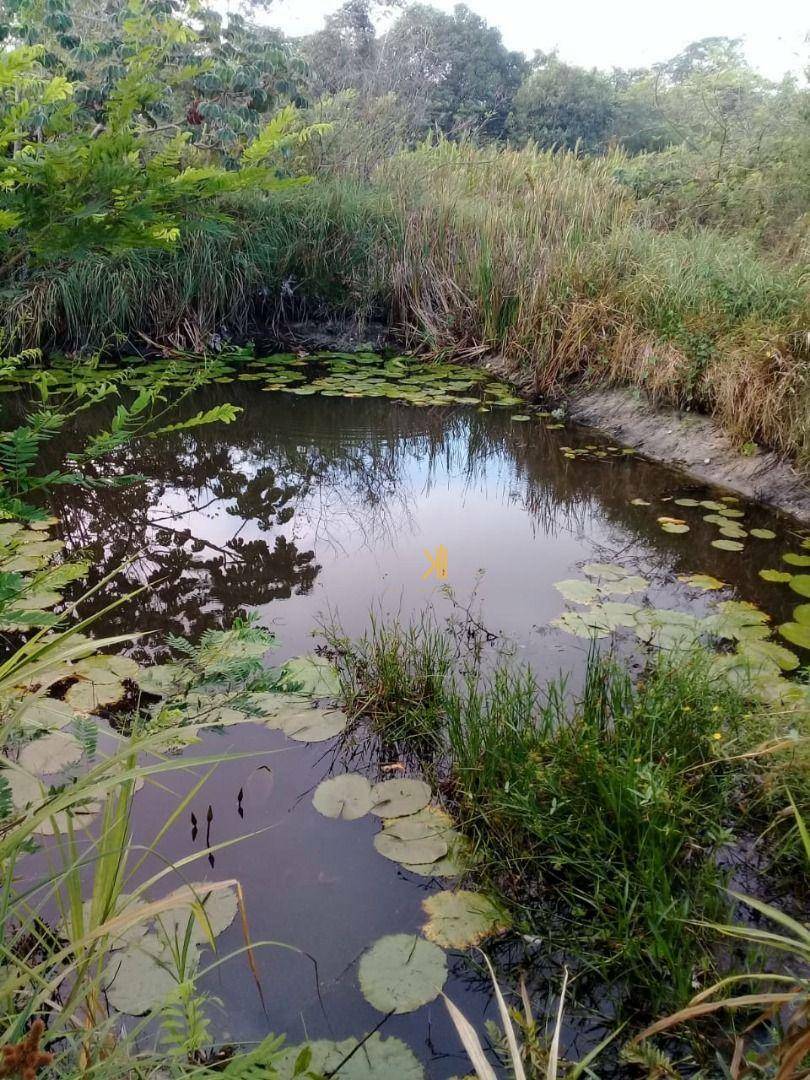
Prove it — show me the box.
[566,388,810,524]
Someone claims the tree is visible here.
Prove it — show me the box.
[508,56,617,151]
[382,4,525,138]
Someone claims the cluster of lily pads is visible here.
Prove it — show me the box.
[304,771,506,1073]
[551,561,810,710]
[559,442,637,462]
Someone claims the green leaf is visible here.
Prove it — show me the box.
[374,815,449,866]
[421,890,508,949]
[711,539,744,552]
[778,623,810,650]
[789,575,810,598]
[312,773,373,820]
[278,654,340,698]
[782,553,810,567]
[369,778,432,818]
[358,934,447,1013]
[759,569,792,583]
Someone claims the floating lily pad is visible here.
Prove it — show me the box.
[136,664,193,697]
[273,1036,424,1080]
[155,881,238,945]
[104,934,187,1015]
[510,415,530,422]
[5,769,100,835]
[736,638,799,672]
[582,562,631,581]
[374,815,448,866]
[402,827,472,878]
[706,601,770,642]
[282,707,348,743]
[677,574,725,591]
[778,623,810,650]
[700,501,727,511]
[16,697,74,732]
[554,579,602,605]
[717,508,745,519]
[794,604,810,625]
[313,774,373,821]
[750,529,776,540]
[673,498,700,507]
[369,778,432,819]
[551,609,611,638]
[65,677,127,712]
[711,539,744,552]
[242,691,311,729]
[421,890,507,949]
[19,731,83,775]
[278,654,340,698]
[789,576,810,598]
[630,498,651,506]
[633,609,703,652]
[604,575,648,595]
[782,553,810,568]
[660,522,689,534]
[359,934,447,1013]
[760,569,792,583]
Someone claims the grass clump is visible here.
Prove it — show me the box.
[446,650,751,1009]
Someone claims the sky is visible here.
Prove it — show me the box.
[263,0,809,80]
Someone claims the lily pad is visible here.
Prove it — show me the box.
[759,569,792,583]
[750,529,776,540]
[778,623,810,650]
[782,553,810,568]
[273,1036,424,1080]
[630,498,651,506]
[313,774,373,821]
[660,522,689,534]
[278,654,340,698]
[711,539,744,552]
[706,601,770,643]
[17,697,74,732]
[700,501,727,511]
[374,816,448,866]
[673,498,700,507]
[5,769,100,835]
[789,575,810,598]
[369,778,432,819]
[65,677,127,712]
[551,609,611,638]
[794,604,810,625]
[677,574,725,591]
[137,664,193,697]
[19,731,84,775]
[582,562,631,582]
[155,881,238,945]
[282,707,348,743]
[421,890,507,949]
[736,638,799,672]
[554,579,602,605]
[104,934,187,1015]
[358,934,447,1013]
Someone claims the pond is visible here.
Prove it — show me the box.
[18,374,810,1076]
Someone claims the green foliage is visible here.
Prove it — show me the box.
[508,57,618,152]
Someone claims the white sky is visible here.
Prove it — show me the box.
[263,0,809,80]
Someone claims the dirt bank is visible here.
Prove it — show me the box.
[567,388,810,524]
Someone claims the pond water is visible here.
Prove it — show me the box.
[29,383,809,1075]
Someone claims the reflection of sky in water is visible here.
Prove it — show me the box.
[40,389,800,1075]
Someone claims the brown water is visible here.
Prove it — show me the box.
[35,385,806,1074]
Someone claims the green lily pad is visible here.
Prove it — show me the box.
[673,498,700,507]
[706,601,770,643]
[278,654,340,698]
[782,553,810,567]
[736,638,799,672]
[700,501,727,511]
[582,563,630,581]
[677,574,725,591]
[16,697,74,732]
[554,579,602,605]
[5,768,100,835]
[65,677,127,712]
[551,609,612,638]
[359,934,447,1013]
[789,575,810,598]
[760,569,792,583]
[778,622,810,650]
[273,1036,424,1080]
[630,498,651,506]
[137,664,193,697]
[660,522,689,534]
[793,604,810,625]
[369,778,432,818]
[282,707,348,742]
[604,575,648,595]
[155,881,239,946]
[19,731,84,775]
[421,890,507,949]
[750,529,776,540]
[511,415,530,422]
[402,827,472,878]
[374,815,448,866]
[711,539,744,552]
[312,773,373,821]
[717,508,745,519]
[104,934,186,1015]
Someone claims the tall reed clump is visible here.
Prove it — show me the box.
[379,141,810,466]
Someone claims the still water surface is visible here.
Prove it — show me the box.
[40,387,804,1074]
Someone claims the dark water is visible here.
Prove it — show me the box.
[35,386,806,1074]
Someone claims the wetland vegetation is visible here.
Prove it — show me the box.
[0,0,807,1076]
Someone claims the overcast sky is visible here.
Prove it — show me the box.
[263,0,808,80]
